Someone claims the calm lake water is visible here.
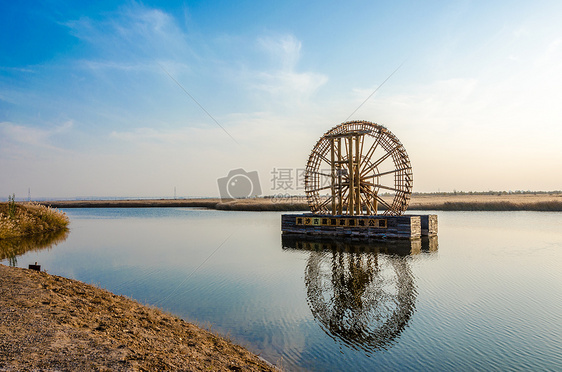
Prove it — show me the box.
[2,208,561,371]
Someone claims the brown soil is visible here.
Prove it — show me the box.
[0,264,277,371]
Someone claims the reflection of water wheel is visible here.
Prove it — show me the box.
[305,120,413,216]
[305,249,416,352]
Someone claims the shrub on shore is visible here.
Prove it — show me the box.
[0,201,69,240]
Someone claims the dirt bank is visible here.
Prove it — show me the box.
[0,264,277,371]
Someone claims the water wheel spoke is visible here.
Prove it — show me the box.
[373,183,403,193]
[307,170,333,178]
[308,184,334,193]
[358,134,365,167]
[358,175,376,187]
[312,149,332,166]
[361,145,399,177]
[340,188,350,205]
[318,195,333,209]
[362,188,393,211]
[344,138,350,162]
[339,186,349,203]
[375,195,393,211]
[360,130,382,168]
[362,167,411,180]
[358,193,374,214]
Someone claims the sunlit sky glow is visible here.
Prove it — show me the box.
[1,0,561,199]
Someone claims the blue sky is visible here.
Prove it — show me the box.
[1,0,561,198]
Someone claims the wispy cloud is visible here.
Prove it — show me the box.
[244,34,328,106]
[109,125,237,150]
[0,66,37,73]
[535,38,562,67]
[258,34,302,71]
[0,121,73,148]
[254,70,327,99]
[110,127,191,143]
[0,121,74,162]
[79,60,153,72]
[63,3,194,63]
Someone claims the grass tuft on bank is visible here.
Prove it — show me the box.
[0,200,69,240]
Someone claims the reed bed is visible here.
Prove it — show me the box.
[216,199,309,211]
[40,199,222,209]
[409,200,562,211]
[38,193,562,212]
[42,198,310,211]
[0,202,70,240]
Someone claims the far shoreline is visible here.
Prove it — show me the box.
[37,193,562,212]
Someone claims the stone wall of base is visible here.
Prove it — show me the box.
[415,214,438,236]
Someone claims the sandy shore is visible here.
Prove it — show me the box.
[0,264,277,371]
[38,193,562,211]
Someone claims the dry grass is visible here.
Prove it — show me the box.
[408,193,562,211]
[41,198,310,212]
[39,193,562,212]
[216,198,308,211]
[415,201,562,211]
[40,199,222,209]
[0,202,69,240]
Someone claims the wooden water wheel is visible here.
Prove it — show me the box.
[304,120,413,216]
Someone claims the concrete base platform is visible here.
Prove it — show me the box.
[281,213,438,240]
